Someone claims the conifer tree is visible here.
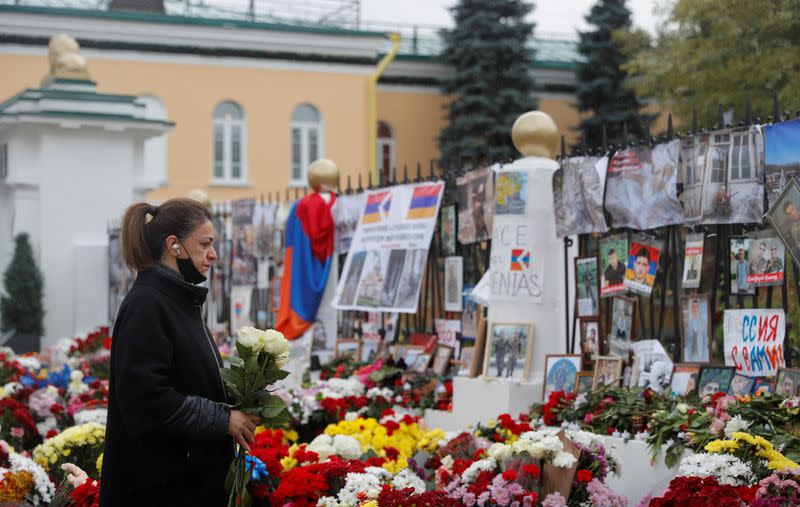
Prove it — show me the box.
[1,233,44,336]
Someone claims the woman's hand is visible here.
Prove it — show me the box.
[227,410,260,452]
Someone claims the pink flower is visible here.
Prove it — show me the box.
[584,413,594,424]
[10,427,24,438]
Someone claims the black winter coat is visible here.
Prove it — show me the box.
[100,265,234,507]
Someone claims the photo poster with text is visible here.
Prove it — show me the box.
[682,233,704,289]
[331,181,444,313]
[765,118,800,208]
[488,215,544,303]
[623,237,663,297]
[231,198,257,286]
[435,318,462,358]
[723,309,786,377]
[745,233,786,287]
[332,193,366,255]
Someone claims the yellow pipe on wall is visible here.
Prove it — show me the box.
[369,32,401,184]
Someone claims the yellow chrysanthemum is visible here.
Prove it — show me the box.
[96,453,103,473]
[280,455,298,471]
[361,501,378,507]
[704,440,739,453]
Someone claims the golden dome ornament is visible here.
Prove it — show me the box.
[511,111,559,160]
[307,159,340,193]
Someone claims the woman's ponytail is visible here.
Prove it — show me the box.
[121,202,157,272]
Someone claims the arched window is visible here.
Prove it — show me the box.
[138,94,167,187]
[290,103,323,186]
[377,121,395,185]
[212,101,247,184]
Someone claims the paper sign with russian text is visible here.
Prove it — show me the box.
[723,309,786,377]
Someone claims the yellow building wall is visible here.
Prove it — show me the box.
[2,52,372,202]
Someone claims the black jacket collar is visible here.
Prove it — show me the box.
[135,264,208,306]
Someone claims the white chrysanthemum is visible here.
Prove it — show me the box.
[441,455,454,470]
[16,356,41,372]
[336,468,390,505]
[487,443,512,461]
[367,387,394,400]
[392,468,425,493]
[332,435,362,460]
[36,417,58,436]
[319,378,365,399]
[317,496,340,507]
[8,452,55,503]
[74,408,108,426]
[724,415,753,437]
[552,452,577,468]
[679,453,754,486]
[461,458,496,484]
[565,429,603,450]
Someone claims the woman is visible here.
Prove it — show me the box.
[100,198,258,506]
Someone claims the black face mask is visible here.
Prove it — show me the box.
[176,242,207,285]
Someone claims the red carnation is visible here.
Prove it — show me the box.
[49,403,64,415]
[576,469,593,483]
[501,469,517,482]
[522,464,541,478]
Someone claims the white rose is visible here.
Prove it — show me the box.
[487,443,512,461]
[263,329,290,357]
[275,353,289,369]
[237,327,261,350]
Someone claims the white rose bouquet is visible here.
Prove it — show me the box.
[222,326,291,507]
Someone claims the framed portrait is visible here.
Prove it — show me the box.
[775,368,800,396]
[495,171,528,215]
[670,364,701,397]
[599,233,629,298]
[457,344,475,377]
[403,345,425,367]
[335,338,361,360]
[575,372,594,394]
[439,204,457,257]
[752,377,776,396]
[679,294,712,363]
[411,353,432,373]
[745,234,785,287]
[608,296,636,357]
[461,285,478,339]
[727,373,756,396]
[729,236,755,295]
[575,256,600,318]
[456,166,494,244]
[432,345,455,375]
[543,354,582,399]
[766,178,800,268]
[592,356,623,388]
[360,338,382,363]
[579,318,602,368]
[697,366,735,398]
[623,237,663,297]
[482,322,535,381]
[682,233,704,289]
[445,256,464,312]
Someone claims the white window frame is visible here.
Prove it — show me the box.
[290,105,324,188]
[211,103,249,187]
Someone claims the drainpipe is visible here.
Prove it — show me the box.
[369,32,401,184]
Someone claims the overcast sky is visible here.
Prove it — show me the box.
[360,0,663,37]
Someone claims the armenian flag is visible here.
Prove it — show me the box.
[276,193,336,340]
[362,191,391,224]
[510,249,530,271]
[406,183,443,219]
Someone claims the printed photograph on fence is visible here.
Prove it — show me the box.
[461,285,478,339]
[332,192,366,254]
[766,178,800,267]
[108,228,135,324]
[698,366,735,399]
[435,318,461,351]
[599,234,628,297]
[631,340,674,394]
[553,155,609,238]
[483,322,534,381]
[411,353,431,373]
[746,234,785,287]
[680,295,711,363]
[542,355,581,399]
[361,312,399,345]
[333,181,443,312]
[729,236,755,295]
[608,296,635,357]
[575,372,594,394]
[457,345,475,376]
[309,319,336,353]
[495,170,528,215]
[727,374,756,396]
[439,204,457,256]
[682,233,704,289]
[580,319,601,368]
[252,202,276,259]
[670,364,700,397]
[432,345,455,375]
[445,256,464,312]
[456,165,495,244]
[334,338,360,360]
[723,309,786,378]
[592,356,623,388]
[360,337,381,363]
[699,126,765,225]
[604,140,683,230]
[678,133,708,223]
[575,256,599,317]
[776,368,800,396]
[231,198,257,285]
[764,118,800,209]
[753,377,775,396]
[623,237,662,296]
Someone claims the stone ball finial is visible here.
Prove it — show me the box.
[307,159,340,193]
[41,34,90,85]
[187,189,212,209]
[511,111,559,159]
